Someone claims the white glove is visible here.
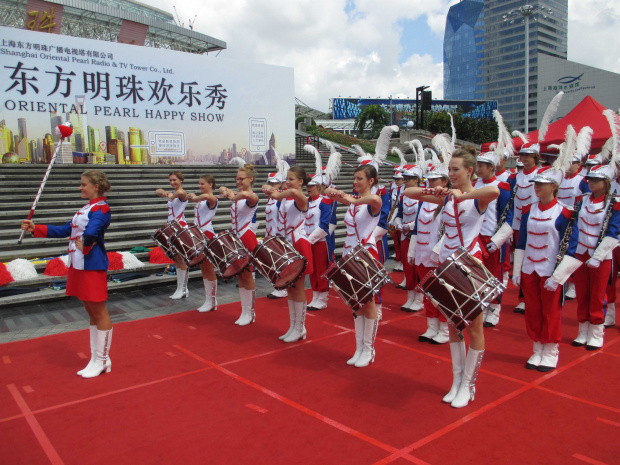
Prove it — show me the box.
[393,217,403,230]
[544,278,559,292]
[490,222,513,249]
[407,234,417,265]
[402,223,411,234]
[586,257,601,268]
[486,242,498,254]
[430,252,439,266]
[593,237,619,261]
[512,249,524,286]
[329,224,336,235]
[550,255,583,285]
[512,275,521,287]
[307,227,327,245]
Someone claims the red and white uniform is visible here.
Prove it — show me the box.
[343,203,380,259]
[194,199,218,239]
[495,168,514,183]
[279,197,313,274]
[305,194,331,290]
[397,194,420,291]
[511,166,539,232]
[168,197,188,227]
[440,197,485,263]
[265,198,280,237]
[232,198,258,252]
[558,171,586,208]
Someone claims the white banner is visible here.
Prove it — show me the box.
[0,28,295,166]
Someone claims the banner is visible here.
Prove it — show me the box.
[0,28,295,166]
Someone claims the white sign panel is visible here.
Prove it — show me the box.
[0,28,295,166]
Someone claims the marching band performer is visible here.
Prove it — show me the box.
[187,175,219,313]
[324,164,383,367]
[155,171,189,299]
[605,134,620,328]
[263,165,313,342]
[219,160,259,326]
[390,169,405,271]
[394,164,423,312]
[410,161,450,344]
[21,170,113,379]
[513,136,580,372]
[403,144,500,408]
[495,149,515,182]
[319,140,341,262]
[264,170,288,300]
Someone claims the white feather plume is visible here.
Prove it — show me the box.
[410,139,425,164]
[576,126,593,158]
[321,139,337,154]
[493,110,514,158]
[489,142,497,151]
[352,144,368,157]
[603,110,620,174]
[120,252,145,270]
[391,147,407,169]
[424,148,441,172]
[552,125,576,175]
[449,113,457,150]
[432,133,453,166]
[547,143,563,152]
[304,144,324,176]
[512,130,529,146]
[229,157,246,167]
[600,138,613,163]
[373,125,399,164]
[539,91,564,142]
[261,152,269,165]
[325,151,342,185]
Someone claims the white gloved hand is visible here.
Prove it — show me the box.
[512,275,521,287]
[586,257,601,268]
[401,223,411,234]
[486,241,498,254]
[544,278,559,292]
[430,252,439,266]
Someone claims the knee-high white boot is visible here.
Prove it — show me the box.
[81,328,113,379]
[604,303,615,327]
[418,318,439,342]
[279,300,296,340]
[307,291,319,310]
[170,268,189,299]
[237,288,256,326]
[572,321,590,347]
[77,325,97,376]
[197,279,217,312]
[431,321,450,344]
[283,301,307,343]
[451,347,484,408]
[347,316,365,365]
[401,290,415,311]
[314,292,329,310]
[355,316,378,367]
[443,341,466,403]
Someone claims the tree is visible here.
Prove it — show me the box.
[354,105,391,139]
[426,110,502,145]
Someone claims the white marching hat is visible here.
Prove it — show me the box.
[401,164,423,179]
[519,142,540,155]
[392,170,403,179]
[586,164,614,181]
[425,164,448,179]
[267,172,284,183]
[585,154,603,166]
[477,151,499,168]
[307,174,327,186]
[530,166,563,185]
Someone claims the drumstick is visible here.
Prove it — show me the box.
[18,123,73,245]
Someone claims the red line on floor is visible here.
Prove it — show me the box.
[3,355,11,364]
[597,417,620,428]
[573,453,608,465]
[174,344,431,465]
[23,386,34,393]
[534,386,620,414]
[7,384,64,465]
[76,352,88,360]
[602,351,620,358]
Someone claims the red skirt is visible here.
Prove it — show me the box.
[66,267,108,302]
[293,237,314,275]
[240,230,258,253]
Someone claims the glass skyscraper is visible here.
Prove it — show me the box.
[444,0,568,131]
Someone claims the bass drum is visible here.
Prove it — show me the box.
[251,235,307,290]
[152,221,185,259]
[205,230,250,278]
[169,225,208,267]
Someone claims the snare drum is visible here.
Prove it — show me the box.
[169,225,208,267]
[205,230,250,278]
[323,245,393,313]
[251,236,307,289]
[417,247,505,332]
[152,221,185,259]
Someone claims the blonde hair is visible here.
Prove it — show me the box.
[82,170,111,195]
[238,163,255,185]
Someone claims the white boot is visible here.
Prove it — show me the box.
[347,316,365,365]
[237,288,256,326]
[396,276,407,289]
[376,303,383,321]
[355,316,378,367]
[525,341,543,369]
[419,317,439,342]
[605,303,616,327]
[197,279,217,312]
[393,262,403,272]
[77,325,97,376]
[307,291,319,310]
[451,347,484,408]
[503,271,509,287]
[401,290,415,311]
[514,301,525,314]
[430,321,450,344]
[279,300,296,340]
[409,292,424,312]
[586,323,604,351]
[484,303,501,327]
[81,328,112,379]
[571,321,590,347]
[313,292,329,310]
[268,288,288,299]
[443,341,466,403]
[169,268,189,299]
[283,301,307,343]
[537,343,559,372]
[565,281,576,299]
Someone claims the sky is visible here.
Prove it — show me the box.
[147,0,620,113]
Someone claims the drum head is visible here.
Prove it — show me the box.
[221,255,250,278]
[272,259,306,289]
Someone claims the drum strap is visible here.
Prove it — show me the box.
[453,197,465,247]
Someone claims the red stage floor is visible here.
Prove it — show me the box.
[1,277,619,465]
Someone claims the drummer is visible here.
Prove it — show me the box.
[403,146,499,408]
[155,171,189,300]
[324,164,383,368]
[262,165,313,343]
[187,174,219,313]
[219,161,259,326]
[264,171,288,300]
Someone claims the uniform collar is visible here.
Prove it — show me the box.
[495,169,506,176]
[539,198,558,211]
[523,166,537,175]
[483,176,497,184]
[309,194,321,201]
[89,196,107,204]
[590,193,607,204]
[565,171,579,180]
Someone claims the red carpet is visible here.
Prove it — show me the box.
[1,275,619,465]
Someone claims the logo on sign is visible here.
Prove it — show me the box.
[557,73,584,84]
